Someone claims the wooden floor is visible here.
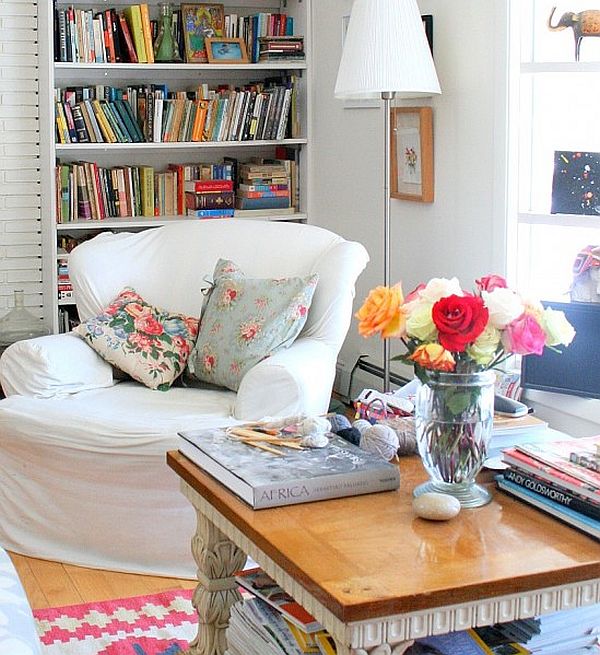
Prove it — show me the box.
[8,551,196,610]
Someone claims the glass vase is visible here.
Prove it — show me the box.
[154,3,182,63]
[0,290,50,347]
[413,370,495,508]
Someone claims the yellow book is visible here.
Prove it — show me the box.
[139,166,154,217]
[139,4,154,64]
[55,102,70,143]
[91,100,117,143]
[123,5,147,63]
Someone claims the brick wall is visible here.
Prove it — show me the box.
[0,0,43,319]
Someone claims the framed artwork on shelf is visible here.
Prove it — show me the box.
[205,37,249,64]
[181,3,225,63]
[422,14,433,54]
[390,106,434,203]
[551,150,600,215]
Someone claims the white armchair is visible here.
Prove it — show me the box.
[0,221,368,576]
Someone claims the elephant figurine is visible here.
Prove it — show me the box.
[548,7,600,61]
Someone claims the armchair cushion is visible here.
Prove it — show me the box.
[186,259,318,392]
[73,288,199,391]
[0,333,114,398]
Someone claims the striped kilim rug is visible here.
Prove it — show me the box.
[33,589,196,655]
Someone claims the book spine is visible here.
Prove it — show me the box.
[235,196,290,210]
[139,3,154,64]
[187,180,234,192]
[502,468,600,521]
[118,13,138,63]
[186,208,234,218]
[185,191,234,210]
[124,5,147,63]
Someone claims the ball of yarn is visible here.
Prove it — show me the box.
[301,433,329,448]
[360,424,400,461]
[328,413,351,434]
[300,416,331,436]
[352,419,372,436]
[336,427,361,446]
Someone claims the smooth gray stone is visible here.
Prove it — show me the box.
[413,492,461,521]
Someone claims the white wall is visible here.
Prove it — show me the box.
[310,0,508,395]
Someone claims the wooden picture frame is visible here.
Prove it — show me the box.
[390,107,434,202]
[205,37,249,64]
[181,3,225,63]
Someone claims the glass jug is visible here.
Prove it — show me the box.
[0,290,50,347]
[154,3,182,63]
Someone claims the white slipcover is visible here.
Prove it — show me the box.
[0,221,368,576]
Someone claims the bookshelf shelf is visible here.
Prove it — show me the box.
[55,139,308,152]
[40,0,312,333]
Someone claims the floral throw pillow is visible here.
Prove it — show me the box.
[186,259,318,392]
[74,288,199,391]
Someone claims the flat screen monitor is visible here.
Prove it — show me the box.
[521,300,600,399]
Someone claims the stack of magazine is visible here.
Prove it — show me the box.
[407,604,600,654]
[496,435,600,539]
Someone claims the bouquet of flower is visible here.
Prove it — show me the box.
[356,274,575,381]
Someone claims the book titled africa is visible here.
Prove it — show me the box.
[178,428,400,509]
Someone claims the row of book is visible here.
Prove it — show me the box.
[54,5,157,64]
[54,78,298,144]
[259,36,305,63]
[57,256,72,301]
[55,160,234,221]
[54,5,299,65]
[497,434,600,539]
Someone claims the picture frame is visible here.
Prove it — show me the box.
[390,107,434,202]
[422,14,433,54]
[205,37,249,64]
[181,3,225,63]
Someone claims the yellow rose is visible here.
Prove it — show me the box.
[466,324,501,366]
[405,301,437,341]
[409,343,455,371]
[355,284,406,338]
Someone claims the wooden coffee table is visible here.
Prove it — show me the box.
[167,451,600,655]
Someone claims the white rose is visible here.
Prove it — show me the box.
[419,277,463,303]
[405,301,437,341]
[542,308,576,347]
[483,288,524,329]
[467,325,501,366]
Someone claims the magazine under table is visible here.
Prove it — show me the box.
[166,451,600,655]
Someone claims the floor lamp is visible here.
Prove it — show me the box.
[335,0,441,392]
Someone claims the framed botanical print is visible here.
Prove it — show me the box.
[181,3,225,63]
[390,107,434,202]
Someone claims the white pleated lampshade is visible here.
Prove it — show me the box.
[335,0,441,99]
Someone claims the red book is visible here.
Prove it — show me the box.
[184,180,234,193]
[104,9,116,63]
[118,13,138,63]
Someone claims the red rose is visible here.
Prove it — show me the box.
[432,294,489,352]
[476,274,508,292]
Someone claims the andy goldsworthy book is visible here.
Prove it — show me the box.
[178,427,400,509]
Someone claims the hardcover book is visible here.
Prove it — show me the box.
[178,428,400,509]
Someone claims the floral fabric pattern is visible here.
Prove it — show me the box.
[186,259,318,392]
[74,288,199,391]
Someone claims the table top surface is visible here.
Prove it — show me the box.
[167,450,600,624]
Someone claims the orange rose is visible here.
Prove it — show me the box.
[355,284,406,338]
[409,343,456,372]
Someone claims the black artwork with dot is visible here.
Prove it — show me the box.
[551,150,600,216]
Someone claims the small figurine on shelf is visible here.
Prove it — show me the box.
[154,3,182,63]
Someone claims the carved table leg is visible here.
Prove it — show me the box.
[186,510,247,655]
[335,640,415,655]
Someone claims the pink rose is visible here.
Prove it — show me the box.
[124,303,147,318]
[127,332,153,352]
[404,283,426,304]
[134,315,164,335]
[476,274,508,292]
[502,313,545,355]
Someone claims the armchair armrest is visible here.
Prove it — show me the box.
[0,333,114,398]
[234,337,336,420]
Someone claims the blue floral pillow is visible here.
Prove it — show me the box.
[186,259,318,391]
[74,288,199,391]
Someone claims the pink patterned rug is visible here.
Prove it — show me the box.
[33,589,196,655]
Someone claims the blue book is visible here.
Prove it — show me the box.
[235,195,290,210]
[186,208,234,218]
[496,475,600,539]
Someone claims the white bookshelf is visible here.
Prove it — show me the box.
[38,0,312,333]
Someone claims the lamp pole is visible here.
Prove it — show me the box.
[382,90,394,393]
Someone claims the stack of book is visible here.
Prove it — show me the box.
[229,12,297,63]
[259,36,304,62]
[236,163,291,213]
[496,435,600,539]
[57,255,72,302]
[185,179,235,219]
[54,77,297,144]
[54,4,158,64]
[55,160,234,221]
